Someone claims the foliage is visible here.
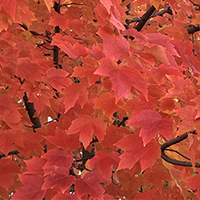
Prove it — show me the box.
[1,0,200,199]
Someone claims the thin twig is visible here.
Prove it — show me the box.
[161,130,200,167]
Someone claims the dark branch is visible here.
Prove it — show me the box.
[134,5,156,31]
[161,130,200,167]
[23,92,41,131]
[187,24,200,34]
[126,6,172,25]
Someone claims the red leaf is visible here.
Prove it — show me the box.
[63,83,88,113]
[95,58,148,101]
[115,134,143,170]
[134,189,159,200]
[128,110,173,145]
[42,166,75,193]
[110,13,125,31]
[101,125,128,149]
[46,68,70,91]
[140,141,160,171]
[17,131,44,157]
[52,192,81,200]
[24,157,45,174]
[89,151,120,180]
[12,174,45,200]
[0,129,24,155]
[45,128,80,151]
[1,0,16,19]
[115,134,160,171]
[42,149,74,169]
[100,0,113,13]
[49,10,69,30]
[75,172,104,199]
[87,45,105,60]
[51,34,87,58]
[68,114,106,147]
[146,33,179,56]
[164,75,197,104]
[0,159,19,190]
[72,65,100,85]
[94,93,118,118]
[97,26,129,61]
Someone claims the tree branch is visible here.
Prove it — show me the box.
[126,6,172,25]
[161,130,200,167]
[134,5,156,31]
[23,92,41,131]
[187,24,200,34]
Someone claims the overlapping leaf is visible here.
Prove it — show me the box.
[94,58,148,101]
[128,110,173,145]
[75,172,105,199]
[68,114,106,147]
[115,134,160,171]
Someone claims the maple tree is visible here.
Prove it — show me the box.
[2,0,200,199]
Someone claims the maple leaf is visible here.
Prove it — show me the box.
[44,128,80,151]
[51,34,87,58]
[1,0,16,19]
[46,68,71,91]
[68,114,106,147]
[164,75,197,104]
[146,33,179,57]
[187,173,200,199]
[75,171,105,199]
[86,45,105,60]
[3,111,23,130]
[12,174,45,200]
[24,157,45,175]
[41,149,75,192]
[144,45,170,66]
[16,57,43,82]
[17,131,44,157]
[134,189,160,200]
[97,26,129,61]
[100,0,113,13]
[94,58,148,101]
[62,83,88,113]
[72,64,100,85]
[128,109,173,145]
[0,129,24,155]
[0,159,19,190]
[49,10,69,30]
[42,149,74,169]
[101,125,129,149]
[89,151,120,180]
[43,0,54,12]
[0,94,18,115]
[52,192,81,200]
[42,166,75,193]
[115,134,160,171]
[94,93,118,118]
